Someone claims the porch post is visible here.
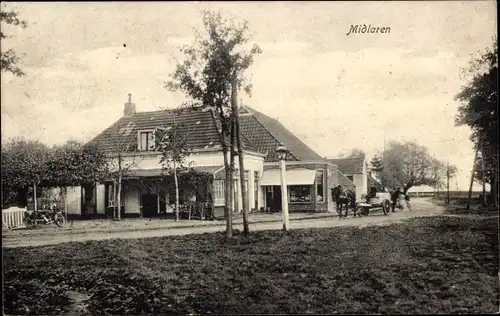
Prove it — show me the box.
[157,189,160,216]
[248,171,255,210]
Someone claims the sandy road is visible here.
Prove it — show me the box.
[2,198,446,248]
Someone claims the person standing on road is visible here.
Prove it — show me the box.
[391,187,404,212]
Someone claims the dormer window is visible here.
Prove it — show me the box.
[138,130,156,151]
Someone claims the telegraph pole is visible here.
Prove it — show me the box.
[446,161,450,204]
[480,135,487,206]
[466,138,480,210]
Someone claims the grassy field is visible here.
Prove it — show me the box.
[3,215,498,315]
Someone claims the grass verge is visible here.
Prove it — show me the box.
[3,215,498,315]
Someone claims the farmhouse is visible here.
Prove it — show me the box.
[64,95,355,219]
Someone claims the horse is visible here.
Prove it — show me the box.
[331,186,357,219]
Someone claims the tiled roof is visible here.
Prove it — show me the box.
[337,169,356,189]
[327,157,366,174]
[88,107,259,154]
[240,105,323,162]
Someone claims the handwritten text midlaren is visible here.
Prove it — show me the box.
[346,25,391,36]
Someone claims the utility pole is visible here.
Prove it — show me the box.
[446,161,450,204]
[480,135,487,206]
[466,138,480,210]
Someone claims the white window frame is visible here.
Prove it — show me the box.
[137,129,156,152]
[288,185,312,204]
[316,169,325,204]
[213,180,225,206]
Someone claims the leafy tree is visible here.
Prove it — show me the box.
[46,140,110,215]
[1,137,50,209]
[0,6,27,76]
[370,154,384,172]
[166,10,261,237]
[379,140,447,193]
[1,137,110,213]
[455,38,498,207]
[155,120,192,221]
[338,148,366,159]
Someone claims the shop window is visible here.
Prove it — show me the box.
[289,185,311,203]
[316,170,324,203]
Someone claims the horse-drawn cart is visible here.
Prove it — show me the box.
[355,192,392,216]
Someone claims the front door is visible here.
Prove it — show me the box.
[142,194,158,218]
[265,186,282,212]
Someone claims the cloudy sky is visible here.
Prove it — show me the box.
[1,1,496,190]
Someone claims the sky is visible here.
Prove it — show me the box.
[1,1,497,191]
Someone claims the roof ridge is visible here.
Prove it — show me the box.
[132,107,204,116]
[251,106,322,160]
[242,105,300,160]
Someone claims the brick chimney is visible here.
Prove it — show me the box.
[123,93,136,116]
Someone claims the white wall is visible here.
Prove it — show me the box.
[124,183,140,214]
[353,174,368,197]
[65,186,81,215]
[113,151,264,172]
[96,184,105,214]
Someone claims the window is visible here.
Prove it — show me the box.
[254,171,259,209]
[316,170,324,203]
[347,175,354,182]
[139,130,155,151]
[213,180,225,206]
[289,185,311,203]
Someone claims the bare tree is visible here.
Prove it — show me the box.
[380,140,449,193]
[165,10,261,237]
[155,116,192,222]
[103,120,144,221]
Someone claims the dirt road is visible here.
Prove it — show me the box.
[3,198,445,248]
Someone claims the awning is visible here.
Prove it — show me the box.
[260,168,317,186]
[124,165,224,179]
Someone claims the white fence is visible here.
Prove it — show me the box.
[2,207,27,229]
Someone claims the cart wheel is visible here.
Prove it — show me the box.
[54,213,65,227]
[382,200,391,215]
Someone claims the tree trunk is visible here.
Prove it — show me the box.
[63,186,68,221]
[113,180,117,220]
[231,77,249,235]
[209,107,233,237]
[33,182,38,212]
[224,149,233,238]
[174,162,180,222]
[466,141,479,210]
[229,116,236,236]
[117,175,122,221]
